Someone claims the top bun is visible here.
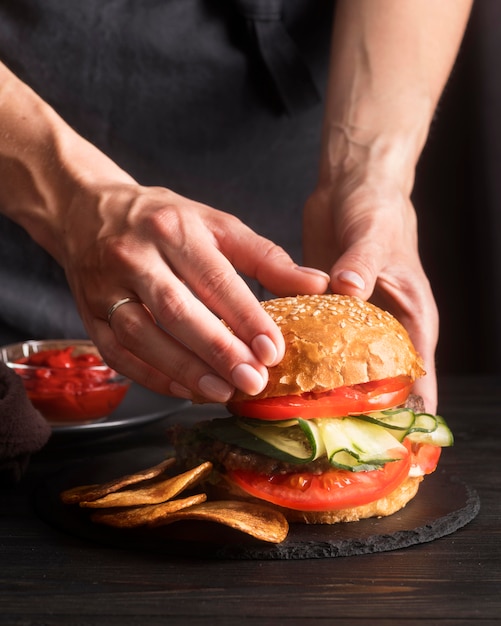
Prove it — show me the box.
[231,294,425,403]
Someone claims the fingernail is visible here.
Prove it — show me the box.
[337,270,365,290]
[198,374,234,403]
[169,381,193,400]
[231,363,267,396]
[251,334,280,367]
[295,265,330,280]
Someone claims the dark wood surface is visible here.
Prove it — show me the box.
[1,376,499,625]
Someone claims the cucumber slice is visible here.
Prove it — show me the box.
[410,413,439,433]
[406,414,454,446]
[316,417,408,471]
[354,409,416,441]
[198,416,311,464]
[353,409,454,447]
[239,418,326,463]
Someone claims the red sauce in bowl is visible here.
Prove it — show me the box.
[14,346,129,423]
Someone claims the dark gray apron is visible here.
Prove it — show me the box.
[0,0,333,342]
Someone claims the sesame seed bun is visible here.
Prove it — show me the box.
[231,294,425,403]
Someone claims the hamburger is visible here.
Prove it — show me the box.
[171,294,453,524]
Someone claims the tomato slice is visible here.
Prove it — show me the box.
[228,454,410,512]
[227,441,439,511]
[228,376,413,421]
[407,441,442,475]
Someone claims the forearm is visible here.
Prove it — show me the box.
[320,0,473,190]
[0,63,134,263]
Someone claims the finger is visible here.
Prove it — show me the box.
[102,282,274,400]
[164,215,329,340]
[83,252,273,399]
[328,229,438,412]
[91,319,193,399]
[128,216,286,371]
[84,205,327,399]
[154,219,328,367]
[94,328,237,404]
[372,273,439,414]
[100,299,249,402]
[82,240,273,399]
[216,218,331,296]
[412,367,437,416]
[328,238,387,301]
[165,250,284,363]
[93,330,191,399]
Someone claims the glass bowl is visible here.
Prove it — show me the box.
[0,339,130,425]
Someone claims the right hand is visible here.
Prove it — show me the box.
[59,182,330,402]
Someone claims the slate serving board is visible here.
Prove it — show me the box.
[34,446,480,560]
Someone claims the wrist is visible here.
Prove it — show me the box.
[0,65,133,263]
[318,94,433,195]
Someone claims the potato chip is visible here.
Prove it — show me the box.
[149,500,290,543]
[60,456,176,504]
[90,493,207,528]
[60,458,290,543]
[79,461,213,508]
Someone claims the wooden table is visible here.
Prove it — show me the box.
[1,376,499,625]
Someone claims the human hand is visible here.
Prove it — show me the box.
[60,183,330,402]
[303,174,439,413]
[303,0,473,414]
[0,61,329,403]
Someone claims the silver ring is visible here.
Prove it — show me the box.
[107,297,142,326]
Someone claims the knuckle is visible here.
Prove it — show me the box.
[252,239,293,281]
[105,238,137,270]
[112,313,145,348]
[259,241,290,266]
[206,332,238,368]
[142,204,187,251]
[199,265,229,293]
[156,291,194,328]
[213,211,245,238]
[197,265,237,307]
[96,341,123,372]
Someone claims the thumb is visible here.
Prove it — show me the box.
[328,241,383,301]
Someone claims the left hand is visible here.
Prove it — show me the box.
[303,170,439,413]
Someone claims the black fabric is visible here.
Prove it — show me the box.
[0,0,333,344]
[233,0,321,114]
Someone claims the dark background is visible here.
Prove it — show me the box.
[413,0,501,377]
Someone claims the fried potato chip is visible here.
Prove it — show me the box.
[60,457,289,543]
[60,457,176,504]
[90,493,207,528]
[149,500,290,544]
[79,461,213,508]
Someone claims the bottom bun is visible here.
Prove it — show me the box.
[207,473,424,524]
